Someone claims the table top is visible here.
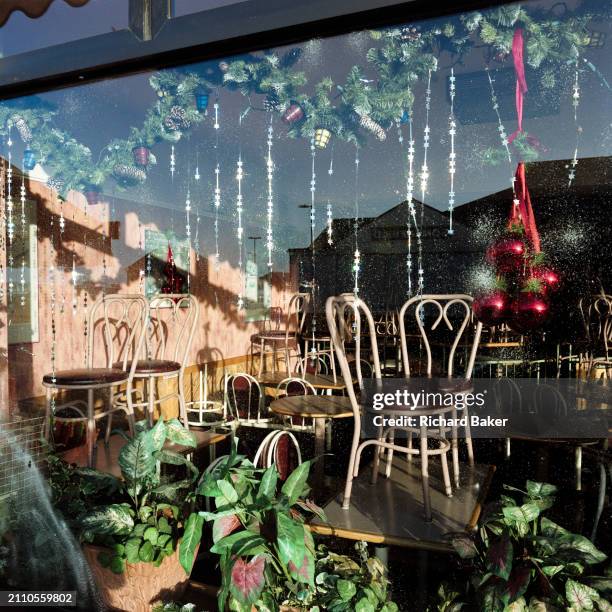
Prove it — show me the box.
[258,371,347,390]
[270,395,353,419]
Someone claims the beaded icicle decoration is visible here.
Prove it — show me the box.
[568,60,580,187]
[213,101,221,268]
[352,146,361,296]
[447,68,457,236]
[266,115,274,269]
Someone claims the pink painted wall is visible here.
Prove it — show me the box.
[6,174,295,406]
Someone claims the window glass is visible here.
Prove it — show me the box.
[0,0,610,406]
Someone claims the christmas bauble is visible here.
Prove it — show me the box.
[486,237,525,273]
[282,103,304,124]
[84,187,101,206]
[472,290,511,326]
[23,148,36,171]
[263,93,280,112]
[132,146,150,167]
[113,164,147,184]
[509,292,549,333]
[195,90,209,112]
[314,127,332,149]
[533,267,560,293]
[400,110,410,124]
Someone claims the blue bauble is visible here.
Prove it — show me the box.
[195,92,209,112]
[23,148,36,170]
[400,110,410,124]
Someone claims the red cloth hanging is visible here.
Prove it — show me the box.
[508,28,528,145]
[509,162,541,253]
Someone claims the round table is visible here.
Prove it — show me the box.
[269,395,353,483]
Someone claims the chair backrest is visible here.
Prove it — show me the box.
[253,430,302,480]
[287,292,309,337]
[275,377,317,397]
[580,294,612,356]
[297,355,328,376]
[326,294,381,427]
[399,294,483,379]
[147,293,198,370]
[225,373,264,422]
[87,294,148,374]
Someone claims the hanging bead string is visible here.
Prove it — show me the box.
[266,114,274,270]
[170,145,176,181]
[0,159,6,304]
[326,146,334,245]
[352,146,361,296]
[185,186,191,293]
[213,100,221,269]
[405,119,417,297]
[309,136,317,358]
[419,69,432,204]
[19,176,26,307]
[485,65,519,217]
[49,196,57,386]
[194,149,201,264]
[59,195,66,314]
[568,58,580,187]
[236,109,247,310]
[6,129,14,303]
[447,68,457,236]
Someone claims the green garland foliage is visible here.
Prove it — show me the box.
[0,3,598,195]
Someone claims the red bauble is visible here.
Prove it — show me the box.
[472,290,511,326]
[509,292,549,333]
[533,267,560,293]
[282,103,304,124]
[486,237,525,273]
[132,146,150,167]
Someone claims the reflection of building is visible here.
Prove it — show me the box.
[290,157,612,313]
[289,200,477,311]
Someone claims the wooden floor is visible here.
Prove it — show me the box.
[309,456,494,551]
[61,429,229,476]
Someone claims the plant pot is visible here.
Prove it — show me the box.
[83,543,198,612]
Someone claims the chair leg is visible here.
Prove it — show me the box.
[105,412,113,446]
[258,339,265,376]
[125,382,136,436]
[178,376,189,430]
[407,431,413,462]
[370,425,384,484]
[420,428,432,522]
[86,388,96,468]
[385,429,395,479]
[440,447,453,497]
[451,418,460,488]
[147,376,155,426]
[575,445,582,491]
[285,344,291,376]
[342,421,361,510]
[463,406,475,466]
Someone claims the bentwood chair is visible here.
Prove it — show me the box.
[42,294,148,467]
[256,293,309,377]
[326,293,454,521]
[225,372,267,425]
[120,293,198,428]
[398,294,483,488]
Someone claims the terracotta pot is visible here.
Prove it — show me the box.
[83,543,197,612]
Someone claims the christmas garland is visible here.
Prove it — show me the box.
[0,3,598,195]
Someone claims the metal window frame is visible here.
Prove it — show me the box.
[0,0,508,100]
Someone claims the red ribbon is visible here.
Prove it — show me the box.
[507,28,528,145]
[509,162,541,253]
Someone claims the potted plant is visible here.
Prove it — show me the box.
[443,480,610,611]
[49,419,205,612]
[198,440,398,611]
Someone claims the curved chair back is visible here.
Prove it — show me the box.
[286,292,309,341]
[297,355,328,376]
[580,294,612,357]
[326,294,381,420]
[146,294,198,370]
[399,294,482,379]
[275,377,317,398]
[88,294,148,375]
[253,430,303,480]
[225,373,265,422]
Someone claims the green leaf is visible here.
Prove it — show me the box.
[152,479,192,501]
[156,503,180,520]
[210,530,264,555]
[486,538,513,581]
[337,579,357,602]
[125,537,142,563]
[281,461,311,505]
[526,481,557,499]
[149,418,167,452]
[131,523,147,538]
[119,430,157,492]
[258,465,278,500]
[139,540,155,562]
[566,579,599,610]
[180,513,203,575]
[217,479,239,504]
[158,516,172,534]
[165,418,197,447]
[355,597,375,612]
[143,526,159,545]
[110,555,125,574]
[80,504,134,535]
[276,512,305,568]
[451,534,479,559]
